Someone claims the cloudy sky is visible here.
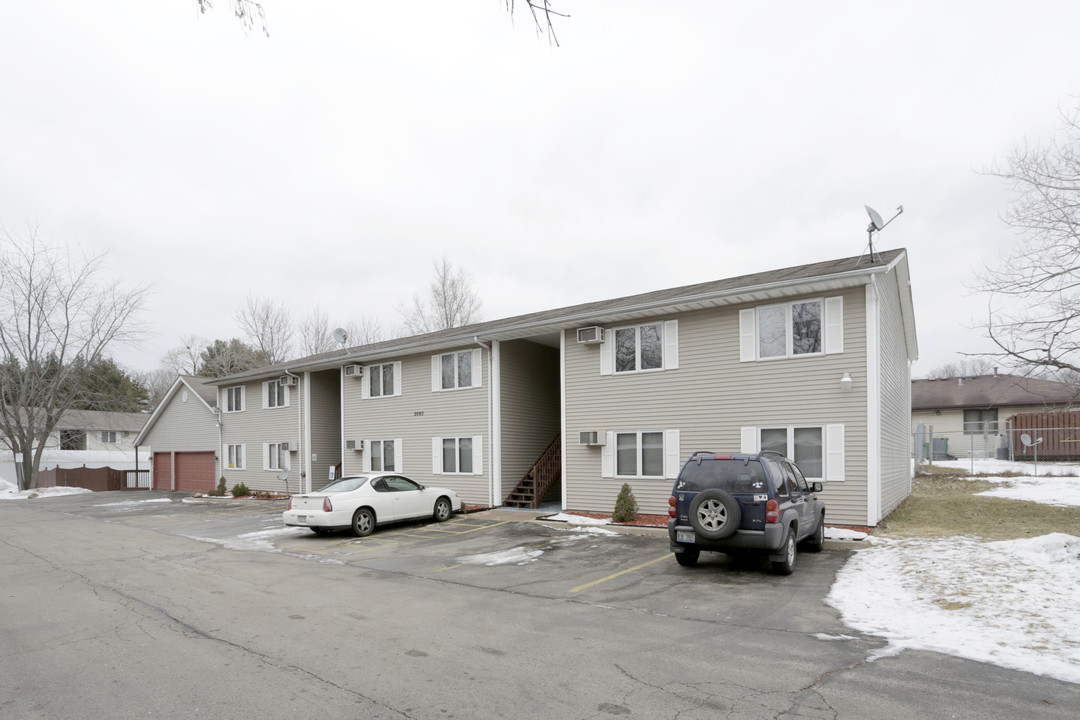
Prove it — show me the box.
[3,1,1079,377]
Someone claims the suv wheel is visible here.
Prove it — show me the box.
[675,547,700,567]
[688,489,741,540]
[771,530,796,575]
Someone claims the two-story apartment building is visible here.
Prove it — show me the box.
[145,249,916,527]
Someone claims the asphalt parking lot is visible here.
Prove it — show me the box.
[3,491,1077,720]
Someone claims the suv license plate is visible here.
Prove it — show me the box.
[676,530,695,543]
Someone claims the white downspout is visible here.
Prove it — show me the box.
[283,370,303,494]
[474,336,495,507]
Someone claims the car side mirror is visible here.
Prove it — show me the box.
[811,482,823,493]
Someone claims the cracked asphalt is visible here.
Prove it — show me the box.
[1,492,1076,719]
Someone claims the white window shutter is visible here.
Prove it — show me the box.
[362,443,371,473]
[740,427,759,454]
[283,385,291,408]
[431,356,441,392]
[601,431,614,477]
[361,367,371,400]
[599,332,613,376]
[826,424,845,481]
[394,439,403,473]
[472,349,483,388]
[393,362,403,396]
[261,382,269,409]
[240,387,246,411]
[825,297,844,354]
[432,437,442,474]
[664,320,679,370]
[472,435,483,474]
[262,443,270,471]
[739,309,757,362]
[664,429,681,479]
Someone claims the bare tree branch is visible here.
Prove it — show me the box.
[235,295,293,365]
[196,0,269,37]
[398,258,483,336]
[161,334,208,375]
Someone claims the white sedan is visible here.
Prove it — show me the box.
[283,473,463,536]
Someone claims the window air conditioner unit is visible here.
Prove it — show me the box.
[577,326,605,345]
[281,441,295,452]
[279,375,298,387]
[579,431,604,446]
[345,439,364,451]
[344,364,362,378]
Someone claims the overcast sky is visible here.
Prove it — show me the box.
[3,1,1079,378]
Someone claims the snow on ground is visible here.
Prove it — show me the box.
[0,477,93,500]
[543,512,613,526]
[930,457,1080,477]
[456,547,546,566]
[95,498,173,507]
[183,527,315,553]
[824,527,869,541]
[975,476,1080,507]
[831,467,1080,684]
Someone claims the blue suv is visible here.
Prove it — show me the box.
[667,451,826,574]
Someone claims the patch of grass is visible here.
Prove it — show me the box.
[879,475,1080,540]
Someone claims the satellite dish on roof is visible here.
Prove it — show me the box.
[860,204,904,264]
[332,327,348,346]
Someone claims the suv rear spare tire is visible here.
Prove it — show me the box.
[688,489,741,540]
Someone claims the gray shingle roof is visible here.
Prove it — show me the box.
[912,374,1080,410]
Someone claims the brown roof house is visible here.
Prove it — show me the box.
[911,372,1080,460]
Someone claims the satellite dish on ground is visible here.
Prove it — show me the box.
[1020,433,1042,448]
[277,467,290,495]
[333,327,348,345]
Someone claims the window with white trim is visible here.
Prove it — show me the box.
[742,424,845,482]
[370,439,396,472]
[601,429,681,479]
[264,379,289,409]
[100,431,117,443]
[432,350,482,391]
[370,363,395,397]
[225,444,245,470]
[615,323,663,373]
[224,386,244,413]
[615,431,664,477]
[739,297,842,361]
[432,435,483,475]
[265,443,288,471]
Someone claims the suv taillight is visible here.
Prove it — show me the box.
[668,495,677,518]
[323,497,333,512]
[765,498,779,523]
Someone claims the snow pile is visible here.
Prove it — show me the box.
[543,512,612,526]
[184,526,311,553]
[829,533,1080,683]
[0,478,93,500]
[930,458,1080,476]
[975,476,1080,506]
[825,527,869,541]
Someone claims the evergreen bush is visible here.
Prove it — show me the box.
[231,482,251,497]
[208,476,227,497]
[612,482,638,523]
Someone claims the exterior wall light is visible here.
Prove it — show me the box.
[840,372,853,391]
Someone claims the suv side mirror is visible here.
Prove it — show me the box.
[811,482,823,493]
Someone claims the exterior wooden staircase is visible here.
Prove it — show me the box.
[503,435,561,509]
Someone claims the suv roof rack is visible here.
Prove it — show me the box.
[759,450,786,458]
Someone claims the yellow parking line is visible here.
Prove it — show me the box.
[569,554,671,593]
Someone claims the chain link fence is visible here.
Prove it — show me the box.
[913,420,1080,467]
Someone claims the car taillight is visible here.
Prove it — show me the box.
[323,497,333,512]
[765,498,779,523]
[668,495,677,518]
[287,497,292,510]
[713,454,732,460]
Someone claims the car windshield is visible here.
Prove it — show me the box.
[676,459,767,493]
[318,476,370,494]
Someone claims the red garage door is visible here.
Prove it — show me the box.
[153,452,172,491]
[175,452,216,493]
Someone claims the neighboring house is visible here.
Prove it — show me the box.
[0,408,150,486]
[200,249,916,528]
[911,372,1080,459]
[133,376,221,492]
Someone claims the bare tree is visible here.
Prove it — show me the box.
[398,258,483,336]
[161,334,208,375]
[0,226,147,490]
[137,368,179,408]
[236,295,293,365]
[297,306,334,357]
[344,316,386,346]
[922,357,997,379]
[196,0,269,36]
[977,101,1080,377]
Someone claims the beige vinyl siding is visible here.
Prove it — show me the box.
[307,369,342,492]
[499,339,560,502]
[877,270,914,520]
[342,348,490,505]
[911,404,1037,460]
[564,287,870,523]
[140,389,217,453]
[219,378,301,493]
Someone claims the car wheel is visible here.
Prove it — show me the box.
[803,513,825,553]
[771,530,797,575]
[351,508,375,537]
[688,489,741,540]
[433,497,452,522]
[675,548,700,567]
